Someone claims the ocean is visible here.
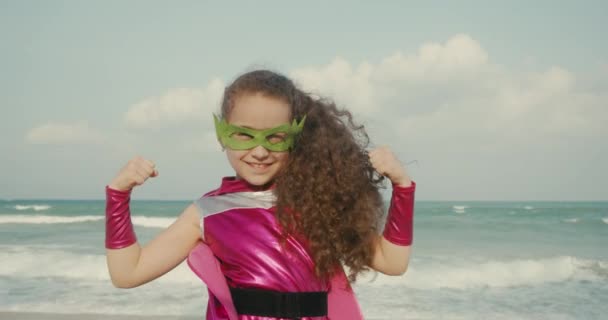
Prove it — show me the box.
[1,199,607,319]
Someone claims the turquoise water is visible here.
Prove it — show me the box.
[1,199,607,319]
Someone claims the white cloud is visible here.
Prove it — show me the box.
[290,57,376,114]
[25,121,105,144]
[289,34,490,115]
[375,33,489,81]
[285,34,606,150]
[124,78,224,129]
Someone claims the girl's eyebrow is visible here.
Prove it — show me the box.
[230,123,260,129]
[240,125,267,130]
[235,124,288,130]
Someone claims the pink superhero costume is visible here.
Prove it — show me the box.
[186,177,364,320]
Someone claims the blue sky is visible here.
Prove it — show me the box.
[1,1,607,200]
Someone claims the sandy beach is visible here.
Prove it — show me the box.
[0,312,199,320]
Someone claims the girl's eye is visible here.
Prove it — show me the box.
[267,134,286,144]
[233,132,253,140]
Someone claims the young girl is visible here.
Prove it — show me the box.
[105,70,416,319]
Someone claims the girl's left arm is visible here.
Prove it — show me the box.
[368,146,415,275]
[371,234,412,275]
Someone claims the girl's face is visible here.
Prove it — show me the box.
[225,92,291,186]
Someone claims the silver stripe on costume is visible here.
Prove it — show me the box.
[195,190,277,218]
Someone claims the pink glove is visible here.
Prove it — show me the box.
[383,181,416,246]
[105,185,137,249]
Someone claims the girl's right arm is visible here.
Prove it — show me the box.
[105,156,203,288]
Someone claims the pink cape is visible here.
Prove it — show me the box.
[187,242,364,320]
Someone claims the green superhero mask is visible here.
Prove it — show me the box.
[213,114,306,152]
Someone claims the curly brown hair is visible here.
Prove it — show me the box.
[220,69,385,282]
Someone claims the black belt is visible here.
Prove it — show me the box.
[229,286,328,319]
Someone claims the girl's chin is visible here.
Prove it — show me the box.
[235,173,275,187]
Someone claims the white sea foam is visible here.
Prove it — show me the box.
[602,217,608,224]
[14,247,604,290]
[523,205,534,210]
[132,216,175,228]
[0,214,174,227]
[562,218,579,223]
[0,246,198,284]
[14,204,51,211]
[452,205,467,213]
[355,256,606,289]
[0,215,103,224]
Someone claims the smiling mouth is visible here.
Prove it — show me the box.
[247,162,272,169]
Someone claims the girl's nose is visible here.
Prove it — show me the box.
[250,145,270,159]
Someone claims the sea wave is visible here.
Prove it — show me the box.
[2,248,606,290]
[357,255,606,289]
[132,216,175,228]
[0,215,174,227]
[14,204,51,211]
[452,205,468,213]
[562,218,579,223]
[0,246,198,284]
[0,215,103,224]
[602,217,608,225]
